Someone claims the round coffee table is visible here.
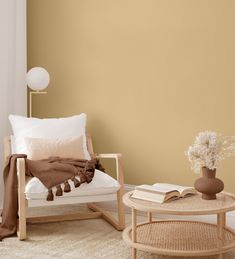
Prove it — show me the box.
[122,191,235,259]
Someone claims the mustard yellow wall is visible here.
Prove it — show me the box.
[27,0,235,192]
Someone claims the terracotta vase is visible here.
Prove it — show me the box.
[194,167,224,200]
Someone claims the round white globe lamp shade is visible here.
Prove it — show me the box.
[26,67,50,91]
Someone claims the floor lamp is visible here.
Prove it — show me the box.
[26,67,50,117]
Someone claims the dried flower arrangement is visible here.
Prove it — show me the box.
[186,131,235,174]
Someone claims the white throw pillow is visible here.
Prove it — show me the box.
[9,114,91,160]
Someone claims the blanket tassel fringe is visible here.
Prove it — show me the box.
[64,180,71,193]
[56,185,63,196]
[47,189,54,201]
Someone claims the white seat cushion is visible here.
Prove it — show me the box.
[25,169,120,200]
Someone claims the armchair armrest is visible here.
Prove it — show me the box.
[96,153,124,186]
[97,153,122,159]
[17,158,26,194]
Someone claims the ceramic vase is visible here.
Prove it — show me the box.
[194,167,224,200]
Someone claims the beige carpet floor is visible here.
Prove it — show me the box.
[1,204,235,259]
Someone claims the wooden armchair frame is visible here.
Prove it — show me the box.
[3,135,125,240]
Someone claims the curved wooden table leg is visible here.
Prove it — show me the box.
[132,208,137,259]
[217,212,226,259]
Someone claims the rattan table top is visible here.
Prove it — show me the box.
[123,191,235,215]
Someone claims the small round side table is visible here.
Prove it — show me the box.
[122,191,235,259]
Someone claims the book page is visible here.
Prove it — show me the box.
[132,190,165,203]
[136,184,172,194]
[152,183,193,195]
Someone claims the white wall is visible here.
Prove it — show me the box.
[0,0,27,207]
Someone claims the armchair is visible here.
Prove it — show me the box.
[3,134,125,241]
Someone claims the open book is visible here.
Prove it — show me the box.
[131,183,196,204]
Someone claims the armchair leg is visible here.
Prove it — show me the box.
[87,189,125,231]
[89,153,126,230]
[87,202,123,231]
[17,216,26,240]
[116,188,125,230]
[17,158,27,240]
[115,155,125,230]
[17,198,27,240]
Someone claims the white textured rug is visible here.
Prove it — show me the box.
[1,204,235,259]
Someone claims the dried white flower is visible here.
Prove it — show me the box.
[186,131,235,173]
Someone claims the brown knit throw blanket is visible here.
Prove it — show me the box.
[0,154,104,241]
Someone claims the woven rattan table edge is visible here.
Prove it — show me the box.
[123,191,235,215]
